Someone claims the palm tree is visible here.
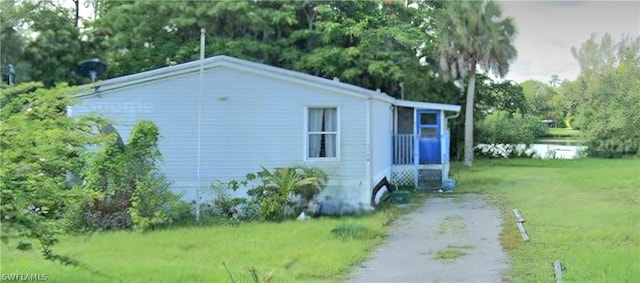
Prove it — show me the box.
[435,0,517,166]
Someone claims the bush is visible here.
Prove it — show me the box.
[475,144,536,159]
[218,166,327,222]
[575,60,640,158]
[205,181,257,222]
[477,111,547,145]
[69,121,184,231]
[585,138,639,158]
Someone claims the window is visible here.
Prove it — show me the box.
[308,108,338,158]
[420,113,437,125]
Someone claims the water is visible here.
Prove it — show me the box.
[534,138,579,146]
[529,143,586,159]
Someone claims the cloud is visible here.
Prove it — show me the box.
[538,1,590,8]
[499,0,640,82]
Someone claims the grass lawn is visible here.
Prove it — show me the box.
[544,128,582,138]
[453,158,640,282]
[1,210,402,282]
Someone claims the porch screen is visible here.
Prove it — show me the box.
[308,108,337,158]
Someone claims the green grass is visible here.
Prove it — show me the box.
[453,158,640,282]
[432,245,475,262]
[544,128,582,138]
[1,214,392,283]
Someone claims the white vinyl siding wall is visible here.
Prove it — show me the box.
[370,98,394,188]
[73,67,370,203]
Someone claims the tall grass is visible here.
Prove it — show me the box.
[1,214,391,282]
[453,158,640,282]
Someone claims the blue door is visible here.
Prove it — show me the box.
[418,111,441,164]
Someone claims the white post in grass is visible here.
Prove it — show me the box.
[196,28,205,222]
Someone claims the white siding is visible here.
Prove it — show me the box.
[72,67,370,205]
[72,73,201,198]
[370,98,394,196]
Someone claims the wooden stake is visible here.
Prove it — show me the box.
[553,260,563,283]
[513,209,525,223]
[517,222,530,242]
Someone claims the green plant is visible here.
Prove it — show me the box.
[245,166,325,221]
[432,245,474,262]
[0,82,105,264]
[223,262,273,283]
[75,121,181,231]
[295,166,328,204]
[477,110,547,145]
[330,224,383,241]
[207,181,254,222]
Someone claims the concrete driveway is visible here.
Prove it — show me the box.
[349,194,509,283]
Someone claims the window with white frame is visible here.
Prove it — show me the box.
[307,107,338,158]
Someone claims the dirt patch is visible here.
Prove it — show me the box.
[348,194,509,283]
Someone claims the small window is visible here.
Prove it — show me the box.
[420,113,437,125]
[420,127,437,138]
[308,108,337,158]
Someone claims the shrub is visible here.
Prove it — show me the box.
[584,138,639,158]
[477,111,547,145]
[220,166,327,222]
[475,144,536,159]
[206,181,256,222]
[575,60,640,158]
[0,83,107,261]
[295,166,329,204]
[70,121,183,231]
[247,167,326,221]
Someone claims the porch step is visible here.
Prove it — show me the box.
[418,169,442,191]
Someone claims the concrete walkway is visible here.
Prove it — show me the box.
[349,194,509,283]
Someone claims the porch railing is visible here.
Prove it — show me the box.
[393,134,414,165]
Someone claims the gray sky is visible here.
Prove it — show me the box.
[498,0,640,83]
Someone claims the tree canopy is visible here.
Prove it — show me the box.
[434,0,517,166]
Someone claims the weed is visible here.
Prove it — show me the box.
[331,224,382,241]
[432,245,474,262]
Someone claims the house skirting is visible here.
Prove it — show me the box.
[391,164,444,189]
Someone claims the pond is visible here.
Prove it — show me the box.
[528,143,586,159]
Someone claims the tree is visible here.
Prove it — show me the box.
[434,0,517,166]
[572,34,640,157]
[521,80,556,120]
[552,79,582,128]
[0,0,102,87]
[92,0,448,101]
[571,33,619,82]
[0,0,32,84]
[476,76,526,115]
[549,74,560,88]
[0,83,103,263]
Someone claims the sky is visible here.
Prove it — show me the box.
[498,0,640,83]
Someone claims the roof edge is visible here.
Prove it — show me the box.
[394,99,461,112]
